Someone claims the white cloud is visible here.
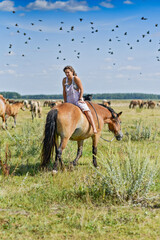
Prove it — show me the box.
[0,0,15,12]
[115,74,125,78]
[24,0,99,12]
[127,57,134,61]
[19,13,25,17]
[0,69,16,75]
[7,51,15,56]
[118,65,141,71]
[123,0,133,4]
[147,72,160,77]
[100,1,114,8]
[5,63,18,68]
[0,70,5,75]
[104,57,112,62]
[7,69,16,75]
[101,65,113,70]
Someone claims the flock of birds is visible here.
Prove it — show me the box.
[4,11,160,67]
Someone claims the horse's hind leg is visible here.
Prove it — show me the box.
[71,140,83,166]
[53,137,69,172]
[13,115,17,128]
[2,115,5,129]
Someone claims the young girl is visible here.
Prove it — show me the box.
[62,66,97,134]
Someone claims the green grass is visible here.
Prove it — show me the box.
[0,100,160,239]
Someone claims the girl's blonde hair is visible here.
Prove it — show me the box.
[63,66,77,76]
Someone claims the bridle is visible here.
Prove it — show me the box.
[87,101,119,142]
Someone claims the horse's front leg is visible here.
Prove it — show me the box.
[92,133,101,168]
[71,140,83,166]
[31,111,34,121]
[5,115,9,129]
[13,115,17,128]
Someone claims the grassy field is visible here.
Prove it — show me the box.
[0,100,160,240]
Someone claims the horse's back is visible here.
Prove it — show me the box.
[52,103,90,139]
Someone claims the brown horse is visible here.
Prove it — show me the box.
[0,95,6,129]
[5,102,25,128]
[41,102,123,172]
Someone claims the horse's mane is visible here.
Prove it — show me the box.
[98,103,117,118]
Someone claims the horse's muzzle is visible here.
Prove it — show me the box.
[116,131,123,141]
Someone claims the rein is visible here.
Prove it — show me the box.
[86,101,115,143]
[100,135,115,142]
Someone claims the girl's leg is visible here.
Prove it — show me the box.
[84,111,97,134]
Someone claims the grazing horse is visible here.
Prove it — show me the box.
[30,101,42,120]
[5,102,25,128]
[0,95,6,129]
[147,100,156,109]
[41,102,123,172]
[23,100,30,109]
[102,99,111,107]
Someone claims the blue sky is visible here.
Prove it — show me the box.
[0,0,160,95]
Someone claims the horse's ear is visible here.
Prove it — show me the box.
[117,111,122,117]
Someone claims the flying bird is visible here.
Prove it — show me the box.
[141,17,148,20]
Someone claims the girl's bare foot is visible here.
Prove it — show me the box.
[93,129,97,134]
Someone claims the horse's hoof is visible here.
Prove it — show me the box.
[52,170,58,175]
[93,162,98,168]
[69,163,74,171]
[61,163,66,172]
[71,161,77,167]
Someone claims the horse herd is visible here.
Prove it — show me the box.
[0,95,158,173]
[129,99,160,109]
[0,95,65,129]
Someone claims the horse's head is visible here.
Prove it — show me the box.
[105,111,123,141]
[19,102,26,111]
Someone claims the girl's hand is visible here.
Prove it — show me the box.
[78,98,84,103]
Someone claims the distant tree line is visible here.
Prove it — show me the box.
[0,92,21,99]
[1,92,160,100]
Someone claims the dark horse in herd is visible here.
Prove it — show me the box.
[41,102,123,173]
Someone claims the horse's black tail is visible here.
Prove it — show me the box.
[41,109,58,167]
